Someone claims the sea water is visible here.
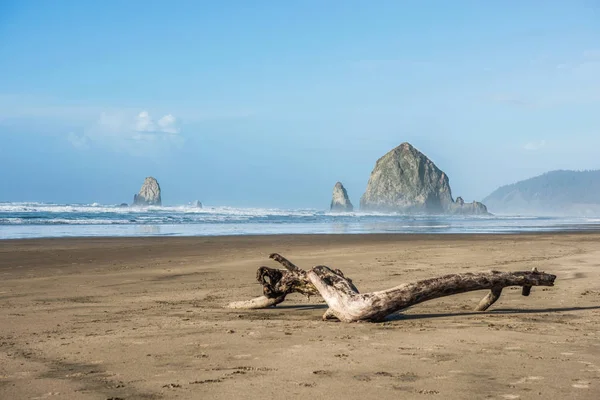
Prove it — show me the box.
[1,202,599,239]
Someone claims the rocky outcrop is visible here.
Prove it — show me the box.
[448,197,489,215]
[360,142,489,215]
[133,177,162,206]
[192,200,203,208]
[360,143,452,213]
[330,182,353,212]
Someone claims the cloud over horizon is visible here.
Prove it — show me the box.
[68,110,183,155]
[523,140,547,151]
[134,111,180,134]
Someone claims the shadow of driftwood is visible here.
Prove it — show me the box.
[385,305,600,321]
[271,303,329,310]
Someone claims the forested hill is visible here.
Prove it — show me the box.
[483,170,600,215]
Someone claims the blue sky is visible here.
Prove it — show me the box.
[1,0,599,208]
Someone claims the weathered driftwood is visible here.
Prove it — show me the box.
[227,254,319,309]
[309,265,556,322]
[227,254,357,310]
[228,254,557,322]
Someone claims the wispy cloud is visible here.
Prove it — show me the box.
[490,94,534,107]
[134,111,154,132]
[157,114,179,134]
[133,110,180,134]
[491,89,600,109]
[69,110,184,156]
[490,50,600,109]
[572,61,600,76]
[353,59,434,71]
[67,132,90,149]
[583,49,600,60]
[523,140,546,151]
[553,49,600,76]
[0,93,256,124]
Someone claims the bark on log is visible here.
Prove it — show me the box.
[227,254,557,322]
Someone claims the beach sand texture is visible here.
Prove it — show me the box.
[1,234,599,399]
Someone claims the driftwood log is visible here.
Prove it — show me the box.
[227,254,348,309]
[227,253,557,322]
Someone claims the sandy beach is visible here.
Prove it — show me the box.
[1,233,599,399]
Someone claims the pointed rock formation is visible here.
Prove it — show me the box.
[360,143,452,213]
[330,182,353,212]
[360,142,489,215]
[192,200,203,208]
[133,177,162,206]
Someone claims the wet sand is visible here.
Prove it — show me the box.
[1,234,599,399]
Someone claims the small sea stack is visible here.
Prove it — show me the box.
[330,182,353,212]
[133,177,162,206]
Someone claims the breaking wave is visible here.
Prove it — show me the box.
[1,202,599,239]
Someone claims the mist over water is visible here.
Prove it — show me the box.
[1,202,600,239]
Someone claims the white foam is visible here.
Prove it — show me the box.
[2,201,600,239]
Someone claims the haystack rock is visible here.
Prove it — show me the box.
[133,177,162,206]
[192,200,203,208]
[330,182,353,212]
[360,142,489,215]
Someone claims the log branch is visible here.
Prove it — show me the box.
[521,267,538,297]
[475,286,503,311]
[269,253,303,273]
[308,267,556,322]
[227,295,286,309]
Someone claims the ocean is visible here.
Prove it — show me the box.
[1,202,600,239]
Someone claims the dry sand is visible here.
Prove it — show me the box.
[1,234,599,399]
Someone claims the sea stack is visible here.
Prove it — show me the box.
[192,200,203,208]
[133,177,162,206]
[448,196,488,215]
[360,142,489,215]
[330,182,353,212]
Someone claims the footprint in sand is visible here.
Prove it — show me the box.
[577,361,600,373]
[31,393,61,399]
[572,380,590,389]
[501,395,520,399]
[512,376,544,385]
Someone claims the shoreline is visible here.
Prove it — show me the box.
[4,227,600,241]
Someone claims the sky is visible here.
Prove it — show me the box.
[1,0,599,208]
